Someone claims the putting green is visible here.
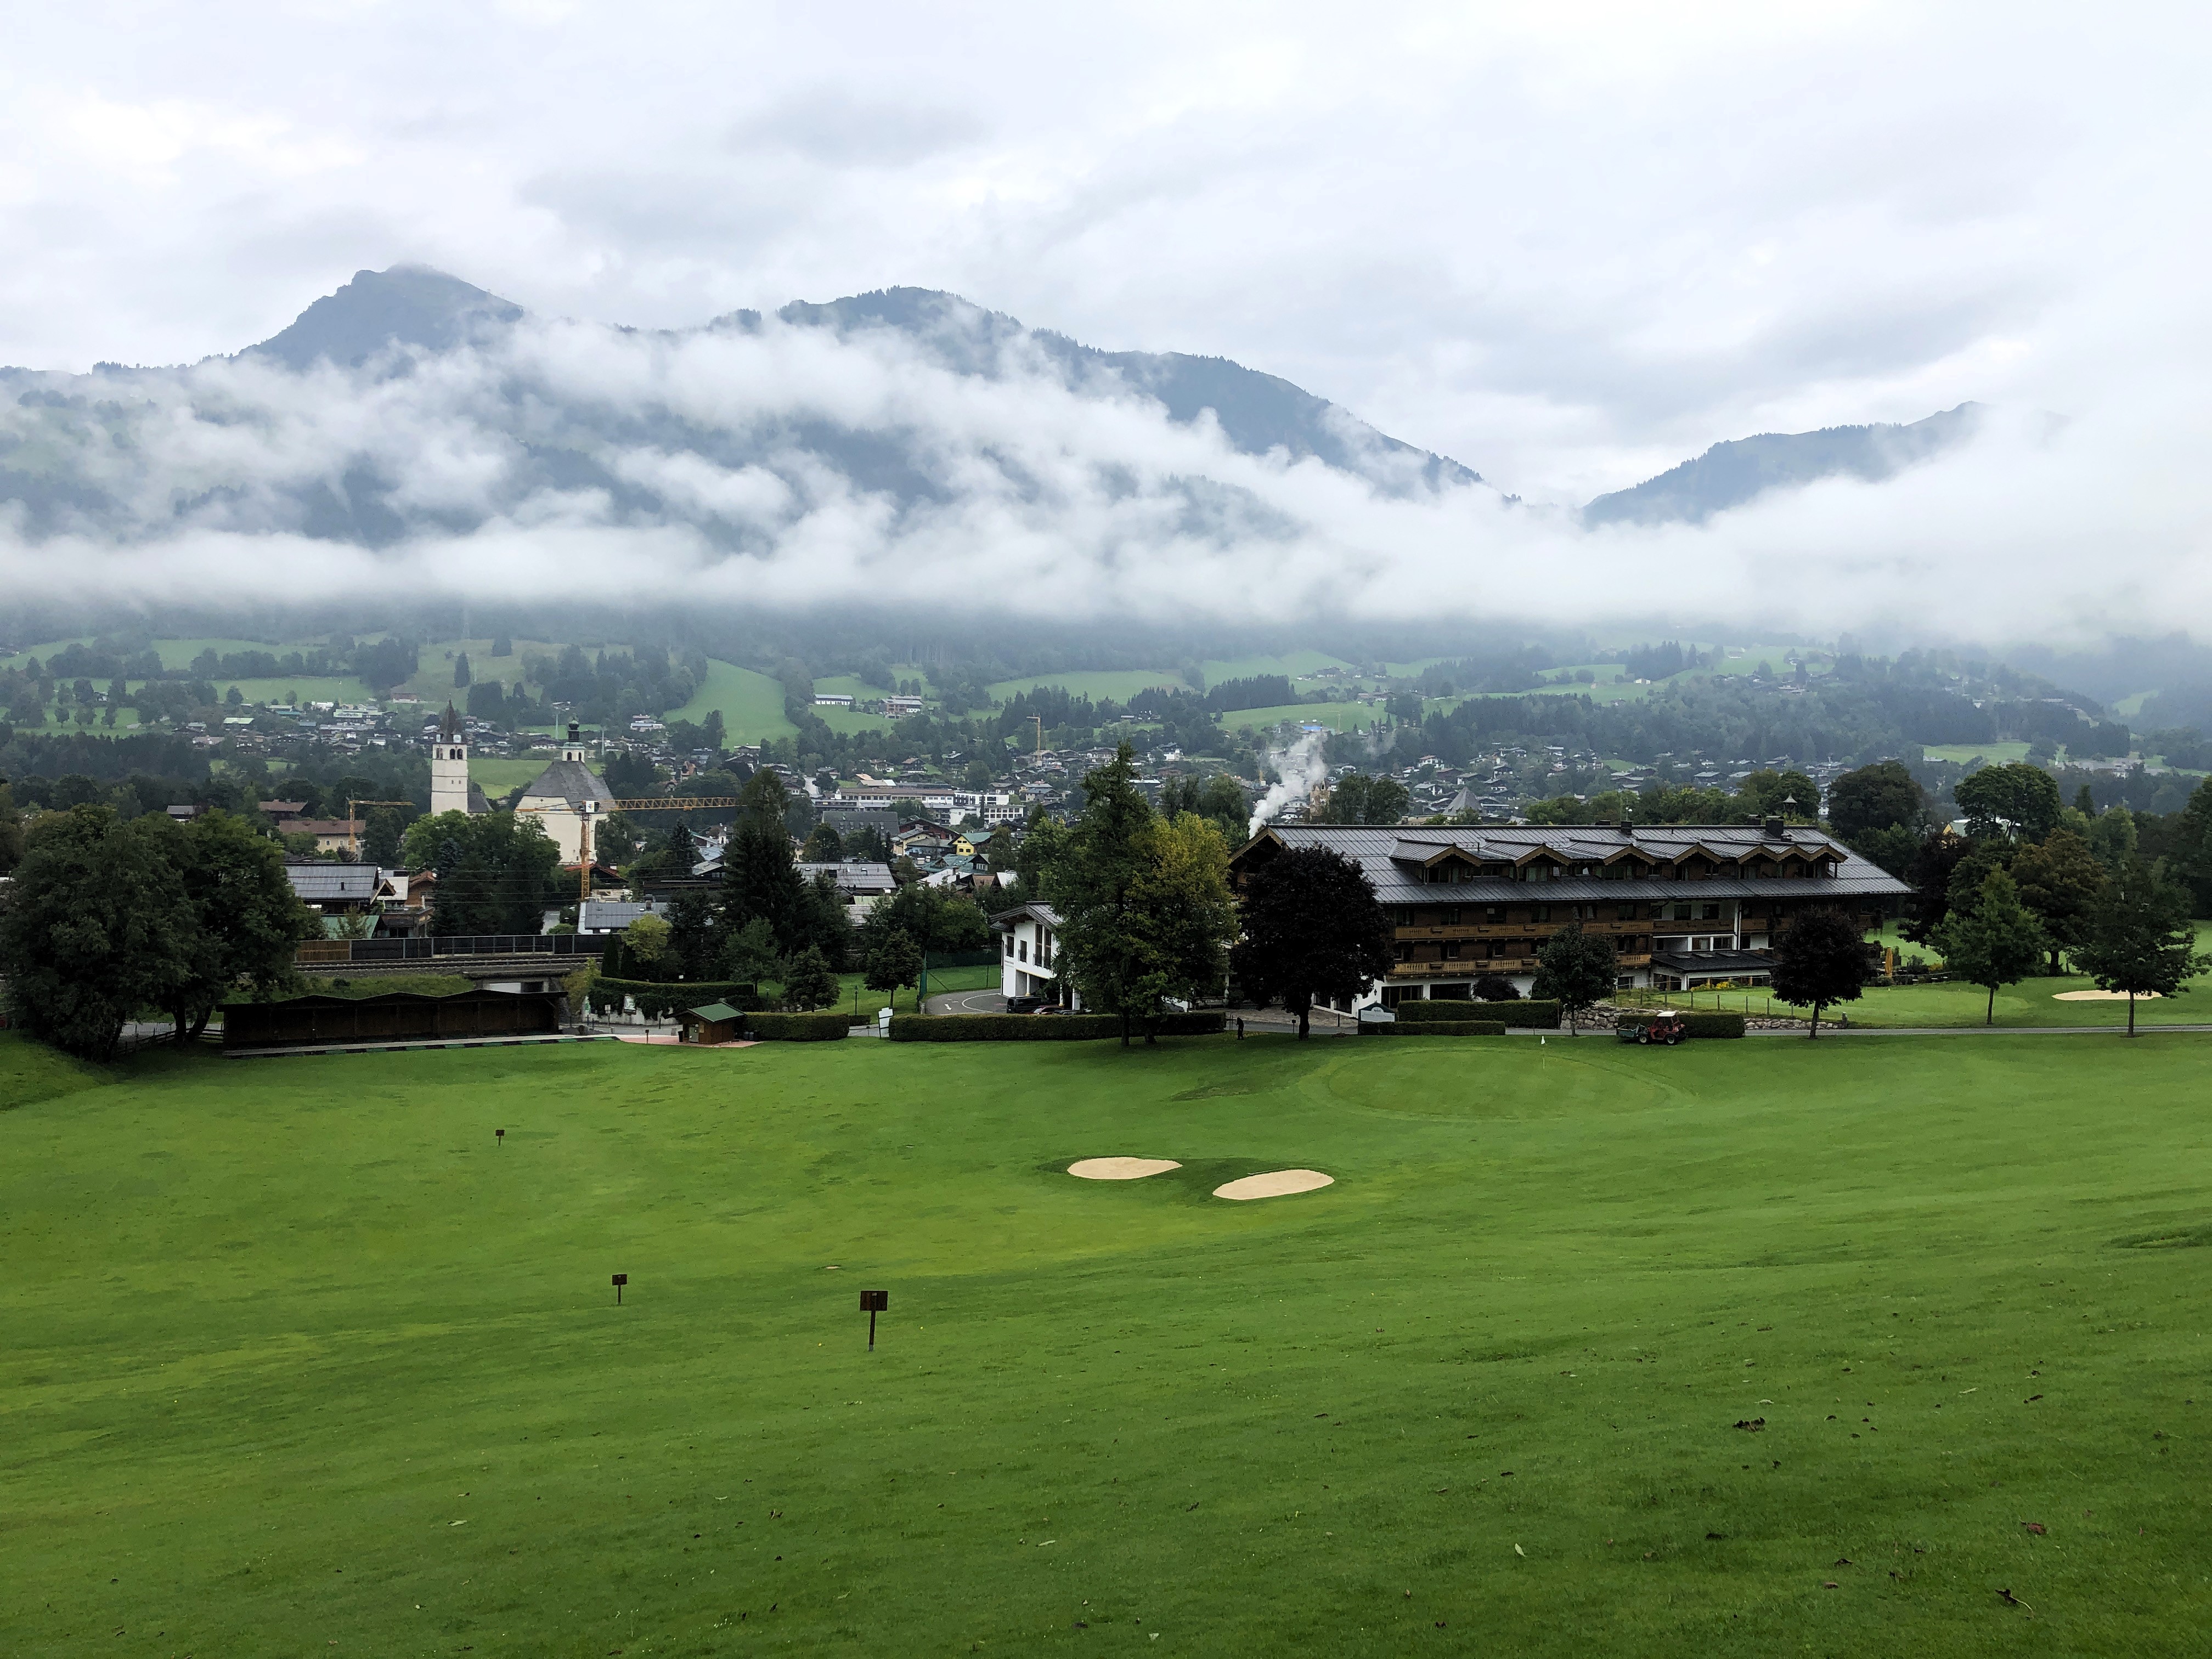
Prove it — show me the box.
[7,1031,2212,1653]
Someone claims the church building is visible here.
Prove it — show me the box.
[429,704,492,817]
[516,723,618,865]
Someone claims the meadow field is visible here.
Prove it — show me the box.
[7,1028,2212,1655]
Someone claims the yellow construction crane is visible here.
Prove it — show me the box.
[346,800,417,859]
[570,798,749,901]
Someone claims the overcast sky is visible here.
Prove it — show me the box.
[4,0,2203,507]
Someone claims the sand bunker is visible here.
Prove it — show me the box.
[1213,1169,1335,1201]
[2053,990,2162,1001]
[1068,1157,1182,1180]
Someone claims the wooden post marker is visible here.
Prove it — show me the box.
[495,1128,505,1147]
[860,1289,888,1350]
[612,1272,628,1305]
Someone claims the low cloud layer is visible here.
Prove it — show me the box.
[0,301,2197,646]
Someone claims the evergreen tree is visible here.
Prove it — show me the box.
[492,634,512,657]
[780,945,840,1011]
[1228,843,1394,1039]
[720,817,806,951]
[453,652,471,689]
[1049,743,1159,1045]
[2073,854,2210,1035]
[0,781,24,874]
[865,928,924,1006]
[716,917,781,987]
[1532,921,1617,1035]
[665,889,721,980]
[1932,871,2047,1025]
[1769,906,1871,1037]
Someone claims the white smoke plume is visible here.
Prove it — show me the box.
[1248,730,1333,837]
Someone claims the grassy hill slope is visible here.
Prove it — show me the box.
[6,1031,2211,1652]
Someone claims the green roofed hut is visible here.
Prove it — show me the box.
[682,1002,747,1045]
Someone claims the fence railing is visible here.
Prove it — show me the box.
[296,935,612,966]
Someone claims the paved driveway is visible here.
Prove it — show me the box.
[927,986,1007,1015]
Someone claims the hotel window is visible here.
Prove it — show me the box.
[1018,940,1028,962]
[1616,903,1638,921]
[1443,942,1462,960]
[1671,902,1691,921]
[1441,907,1461,926]
[1486,906,1506,923]
[1701,902,1722,921]
[1531,904,1549,923]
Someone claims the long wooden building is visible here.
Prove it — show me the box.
[1227,819,1912,1006]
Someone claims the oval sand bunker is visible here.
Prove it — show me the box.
[1214,1169,1334,1201]
[2053,989,2162,1001]
[1069,1158,1182,1180]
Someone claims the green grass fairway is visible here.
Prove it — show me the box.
[1220,701,1379,735]
[469,758,555,796]
[10,1031,2212,1654]
[666,660,796,745]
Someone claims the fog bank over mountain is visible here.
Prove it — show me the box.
[0,267,2194,645]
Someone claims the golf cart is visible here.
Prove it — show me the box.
[1619,1010,1685,1046]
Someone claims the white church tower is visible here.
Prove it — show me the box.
[430,704,477,817]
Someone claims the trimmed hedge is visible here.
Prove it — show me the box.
[743,1011,851,1041]
[1362,1019,1507,1037]
[1617,1011,1747,1039]
[1395,997,1560,1029]
[587,978,764,1020]
[889,1011,1227,1042]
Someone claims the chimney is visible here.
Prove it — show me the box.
[1764,816,1785,837]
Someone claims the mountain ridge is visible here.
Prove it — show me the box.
[1583,403,1982,527]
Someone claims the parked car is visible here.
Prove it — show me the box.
[1006,995,1048,1014]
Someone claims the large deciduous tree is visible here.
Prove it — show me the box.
[1932,870,2047,1025]
[403,811,564,935]
[1228,843,1395,1039]
[1533,921,1617,1035]
[1825,760,1926,843]
[0,805,199,1060]
[1769,906,1872,1037]
[2073,854,2209,1036]
[1312,772,1411,827]
[2010,828,2107,974]
[1122,812,1237,1042]
[1954,761,2062,843]
[161,809,319,1043]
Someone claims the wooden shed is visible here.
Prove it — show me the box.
[681,1002,747,1045]
[223,989,566,1051]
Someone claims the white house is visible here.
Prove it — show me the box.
[991,901,1080,1008]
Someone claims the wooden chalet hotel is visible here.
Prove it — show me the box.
[1228,817,1911,1007]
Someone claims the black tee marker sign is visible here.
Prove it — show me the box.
[861,1289,888,1349]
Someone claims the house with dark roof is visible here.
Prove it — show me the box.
[1227,820,1910,1008]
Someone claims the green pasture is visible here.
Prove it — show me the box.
[1221,701,1379,735]
[469,758,555,796]
[986,669,1189,706]
[1921,742,2032,766]
[813,707,901,736]
[400,641,563,699]
[667,661,797,745]
[9,1028,2212,1654]
[1201,651,1359,685]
